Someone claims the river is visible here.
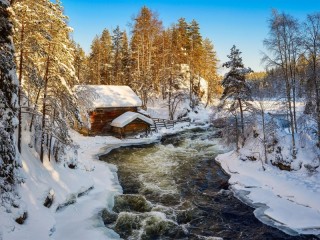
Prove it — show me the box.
[100,127,313,240]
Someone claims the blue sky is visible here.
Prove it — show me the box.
[61,0,320,73]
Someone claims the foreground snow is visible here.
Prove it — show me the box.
[0,131,120,240]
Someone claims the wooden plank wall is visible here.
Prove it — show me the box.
[89,107,138,135]
[112,119,150,138]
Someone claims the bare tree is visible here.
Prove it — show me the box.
[303,13,320,147]
[263,10,302,158]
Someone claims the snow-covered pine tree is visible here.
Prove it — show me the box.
[0,0,22,202]
[221,45,252,147]
[13,0,81,163]
[13,0,51,153]
[37,0,80,162]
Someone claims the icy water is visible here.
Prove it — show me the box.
[100,127,314,240]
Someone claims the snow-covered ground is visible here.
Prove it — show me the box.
[217,151,320,236]
[0,129,122,240]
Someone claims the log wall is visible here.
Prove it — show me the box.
[89,107,138,135]
[112,119,150,138]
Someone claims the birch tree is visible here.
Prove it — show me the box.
[303,13,320,147]
[263,10,302,158]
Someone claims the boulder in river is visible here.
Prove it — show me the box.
[101,208,118,225]
[113,194,152,213]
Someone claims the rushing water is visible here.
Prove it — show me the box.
[100,127,313,240]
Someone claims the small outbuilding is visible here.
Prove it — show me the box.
[74,85,154,136]
[111,111,154,138]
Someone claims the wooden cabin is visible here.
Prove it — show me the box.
[74,85,154,136]
[110,111,154,138]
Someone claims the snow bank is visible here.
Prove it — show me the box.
[216,140,320,236]
[0,128,124,240]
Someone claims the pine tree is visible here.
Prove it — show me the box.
[202,38,220,106]
[121,31,131,86]
[0,0,21,200]
[14,0,80,162]
[73,42,88,84]
[187,19,205,108]
[175,18,190,64]
[221,45,252,148]
[100,29,112,85]
[159,28,173,99]
[166,29,186,120]
[112,26,123,85]
[13,0,51,153]
[88,36,102,84]
[130,6,163,107]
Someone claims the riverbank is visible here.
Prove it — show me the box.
[216,150,320,237]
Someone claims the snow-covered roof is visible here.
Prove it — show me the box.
[74,85,142,108]
[110,112,154,128]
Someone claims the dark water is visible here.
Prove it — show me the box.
[100,127,315,240]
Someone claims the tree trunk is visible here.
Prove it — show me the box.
[292,65,298,133]
[313,56,320,147]
[48,108,55,161]
[17,21,25,153]
[168,71,174,120]
[29,88,41,132]
[189,73,193,109]
[261,106,268,163]
[238,98,245,147]
[235,114,239,151]
[40,45,51,163]
[285,78,296,159]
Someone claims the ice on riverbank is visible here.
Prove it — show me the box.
[216,149,320,236]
